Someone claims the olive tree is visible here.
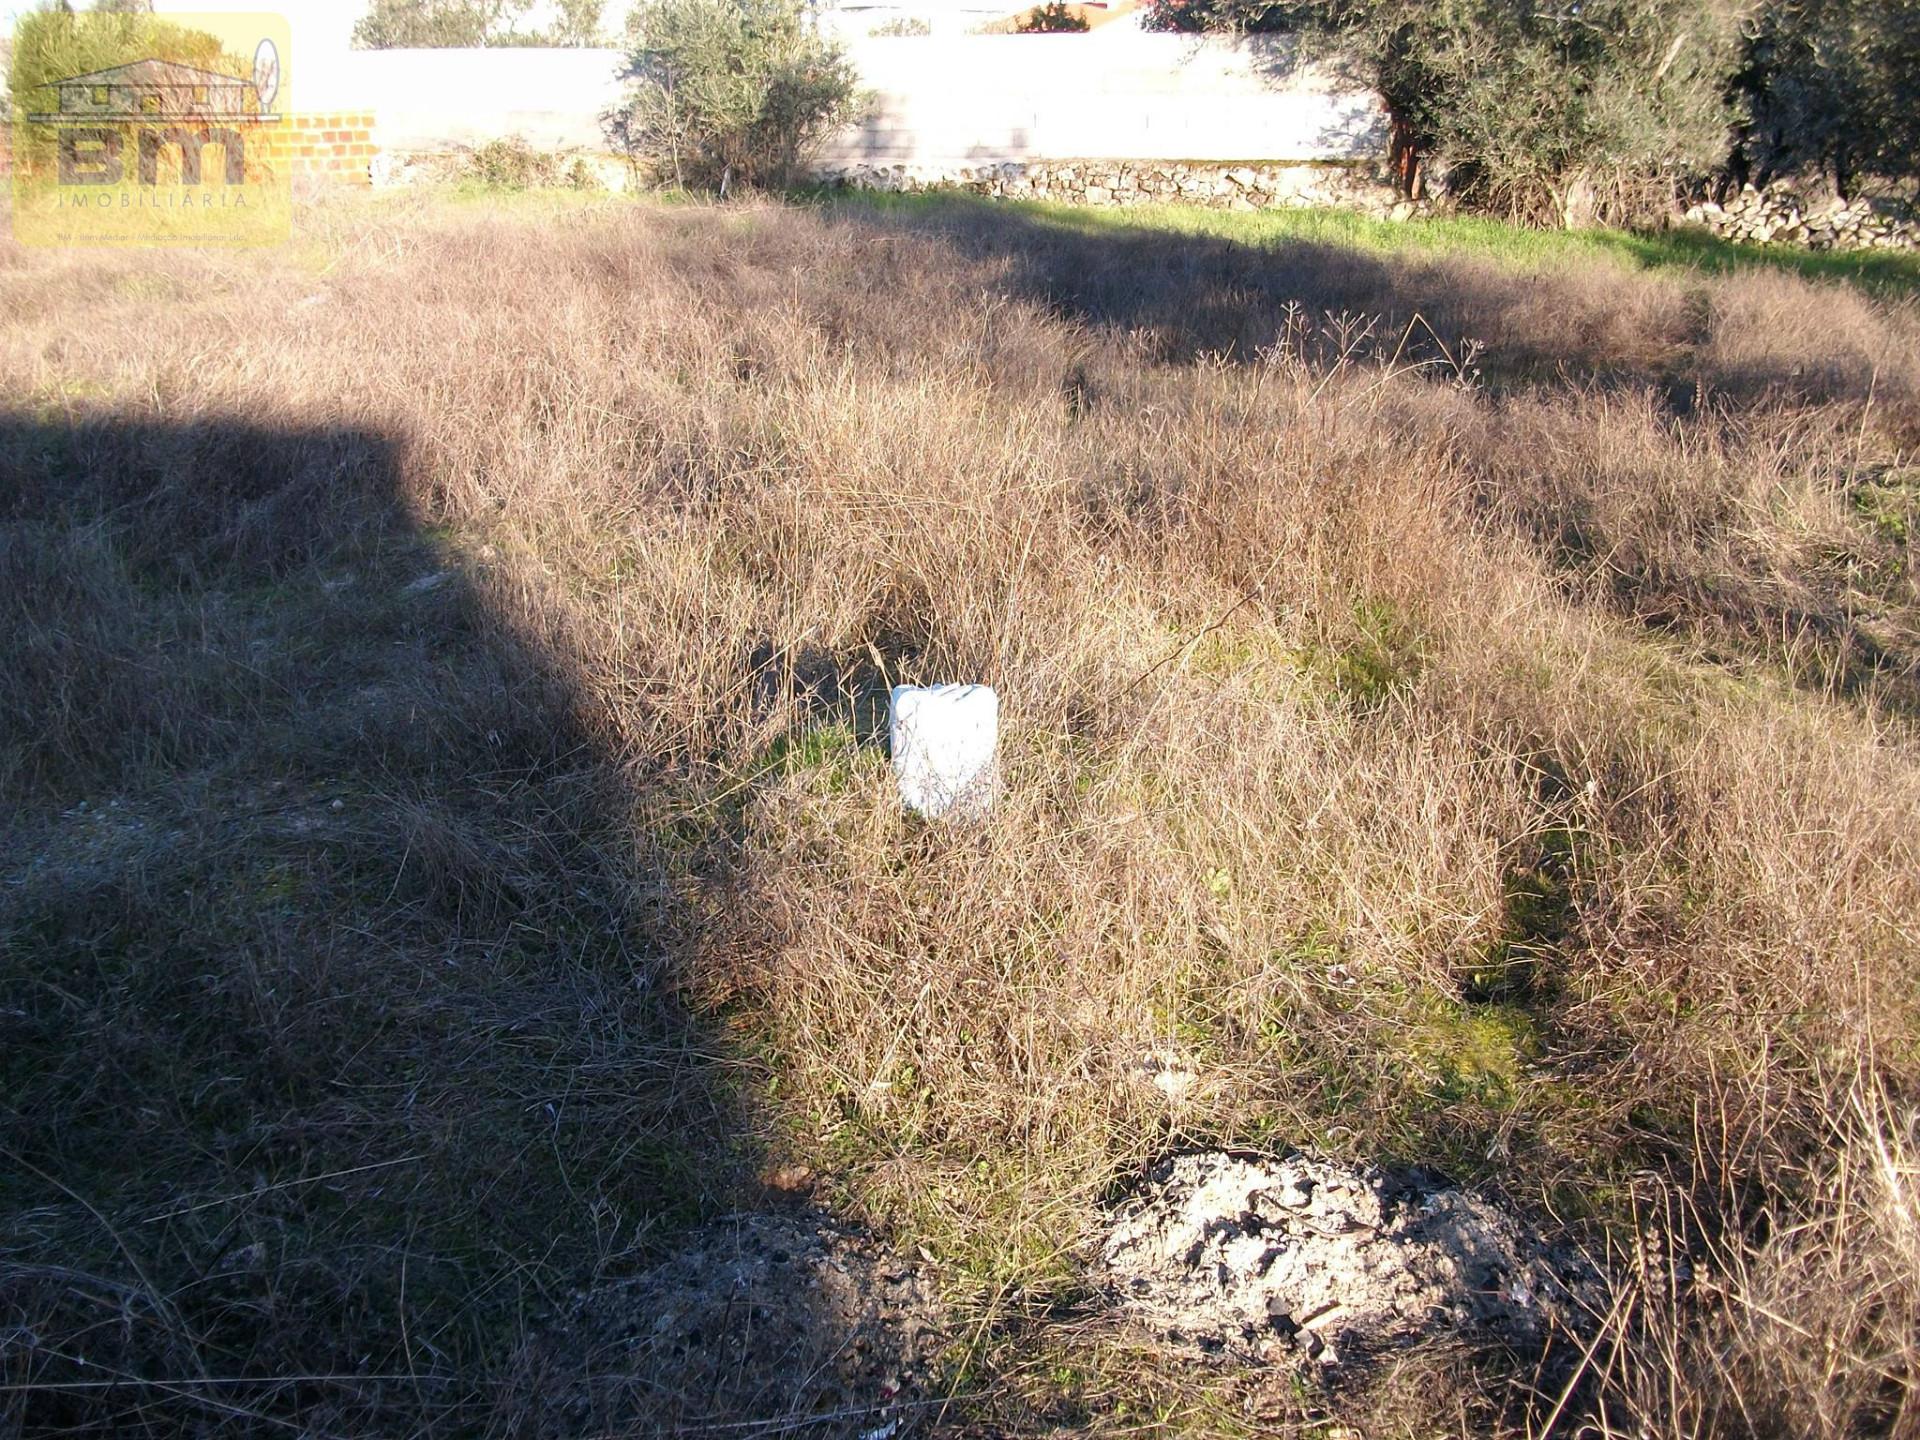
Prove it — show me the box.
[1741,0,1920,198]
[614,0,860,193]
[1149,0,1746,225]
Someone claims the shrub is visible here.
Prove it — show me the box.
[457,139,604,189]
[614,0,860,194]
[463,135,560,188]
[869,15,931,35]
[1138,0,1214,28]
[1017,1,1090,32]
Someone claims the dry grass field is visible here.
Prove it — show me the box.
[4,189,1920,1437]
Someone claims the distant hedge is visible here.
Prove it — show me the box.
[352,0,606,48]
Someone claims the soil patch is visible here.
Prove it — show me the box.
[547,1210,948,1437]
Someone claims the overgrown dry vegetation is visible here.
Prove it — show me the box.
[4,191,1919,1437]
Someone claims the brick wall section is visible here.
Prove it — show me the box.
[0,117,379,189]
[275,113,379,186]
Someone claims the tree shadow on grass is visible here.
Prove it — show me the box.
[1585,222,1920,298]
[812,190,1913,413]
[812,191,1920,720]
[0,415,927,1437]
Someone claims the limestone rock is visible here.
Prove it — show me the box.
[1103,1151,1602,1372]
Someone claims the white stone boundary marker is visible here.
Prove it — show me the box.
[889,684,998,818]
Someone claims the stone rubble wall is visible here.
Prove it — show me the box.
[818,159,1415,219]
[1685,183,1919,252]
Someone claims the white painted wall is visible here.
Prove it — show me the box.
[320,49,629,152]
[824,34,1386,165]
[214,29,1386,167]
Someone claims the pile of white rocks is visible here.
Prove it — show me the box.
[818,159,1415,220]
[1104,1150,1602,1372]
[1683,184,1918,252]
